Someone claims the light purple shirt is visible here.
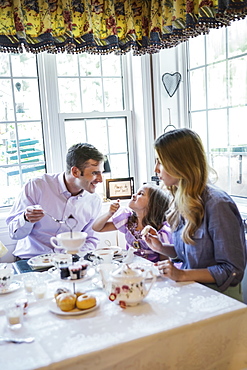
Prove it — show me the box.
[112,207,173,263]
[6,173,102,258]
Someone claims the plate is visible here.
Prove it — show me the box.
[0,280,22,295]
[27,253,55,268]
[48,266,95,282]
[49,298,99,316]
[113,250,128,262]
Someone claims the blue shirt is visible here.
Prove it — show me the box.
[6,173,102,258]
[172,185,246,291]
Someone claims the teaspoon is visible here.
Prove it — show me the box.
[0,336,35,344]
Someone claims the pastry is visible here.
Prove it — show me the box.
[56,293,77,311]
[69,262,88,279]
[75,290,86,298]
[54,287,71,299]
[76,294,96,310]
[141,225,151,236]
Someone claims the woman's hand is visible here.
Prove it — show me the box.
[155,259,183,281]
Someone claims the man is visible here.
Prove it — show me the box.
[6,143,104,259]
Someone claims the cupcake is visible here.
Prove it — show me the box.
[69,262,88,279]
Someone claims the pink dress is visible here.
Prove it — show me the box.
[112,207,172,262]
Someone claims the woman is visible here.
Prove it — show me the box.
[144,128,246,300]
[92,184,172,262]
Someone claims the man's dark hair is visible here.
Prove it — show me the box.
[66,143,104,173]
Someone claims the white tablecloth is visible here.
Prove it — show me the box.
[0,266,247,370]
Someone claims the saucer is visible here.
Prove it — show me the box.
[0,280,22,294]
[48,266,95,282]
[27,253,55,268]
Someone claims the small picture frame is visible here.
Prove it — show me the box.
[106,177,134,200]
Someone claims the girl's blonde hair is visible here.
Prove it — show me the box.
[154,128,208,245]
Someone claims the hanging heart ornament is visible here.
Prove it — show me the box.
[162,72,181,97]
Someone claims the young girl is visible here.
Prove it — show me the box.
[144,128,246,301]
[92,184,172,262]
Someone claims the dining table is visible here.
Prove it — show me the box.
[0,256,247,370]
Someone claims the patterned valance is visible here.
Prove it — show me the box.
[0,0,247,55]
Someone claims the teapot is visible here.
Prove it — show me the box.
[103,263,156,307]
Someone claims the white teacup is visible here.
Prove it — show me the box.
[93,249,114,264]
[50,232,87,254]
[0,265,14,291]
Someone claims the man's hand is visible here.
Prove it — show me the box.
[24,205,45,223]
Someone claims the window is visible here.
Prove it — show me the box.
[0,53,45,208]
[0,52,133,208]
[188,18,247,198]
[55,53,131,180]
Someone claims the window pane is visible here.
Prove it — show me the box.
[0,124,16,165]
[79,54,101,76]
[14,79,41,120]
[210,153,230,192]
[206,27,226,64]
[190,111,208,149]
[0,80,14,121]
[207,62,227,109]
[108,118,127,153]
[86,119,108,154]
[102,55,121,76]
[0,165,21,207]
[11,54,37,77]
[190,68,206,111]
[81,78,104,112]
[230,154,247,197]
[56,54,79,76]
[228,56,247,107]
[58,78,81,113]
[64,120,87,149]
[0,53,10,76]
[110,154,129,178]
[229,106,247,146]
[104,78,123,111]
[228,18,247,58]
[188,34,205,68]
[208,109,228,150]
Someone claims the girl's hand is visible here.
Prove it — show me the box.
[109,200,120,215]
[155,260,183,281]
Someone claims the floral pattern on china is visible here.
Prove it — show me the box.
[107,263,156,308]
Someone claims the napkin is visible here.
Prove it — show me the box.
[122,247,135,264]
[0,241,8,258]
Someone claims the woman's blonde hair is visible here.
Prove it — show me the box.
[154,128,209,244]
